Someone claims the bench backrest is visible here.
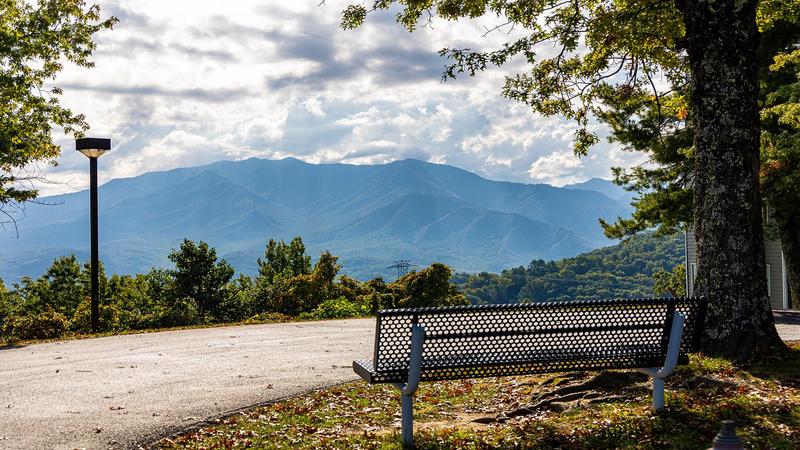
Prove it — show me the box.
[371,297,707,383]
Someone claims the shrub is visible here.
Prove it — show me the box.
[154,297,200,328]
[215,282,258,323]
[0,278,10,323]
[262,273,321,316]
[69,297,122,333]
[244,312,294,324]
[169,240,234,321]
[2,307,69,340]
[388,263,469,308]
[300,296,368,320]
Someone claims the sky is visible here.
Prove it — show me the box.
[41,0,649,195]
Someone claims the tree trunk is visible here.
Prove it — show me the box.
[777,213,800,309]
[678,0,784,358]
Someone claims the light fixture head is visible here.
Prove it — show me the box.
[76,137,111,158]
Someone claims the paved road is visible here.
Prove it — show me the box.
[775,310,800,341]
[0,319,375,450]
[1,314,798,450]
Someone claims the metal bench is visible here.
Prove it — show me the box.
[353,297,707,446]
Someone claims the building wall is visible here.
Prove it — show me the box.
[685,230,788,310]
[686,230,697,296]
[765,238,786,310]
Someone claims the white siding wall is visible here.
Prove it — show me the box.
[686,231,697,296]
[685,230,786,309]
[765,239,785,309]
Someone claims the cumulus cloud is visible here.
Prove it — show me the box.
[61,82,251,102]
[36,0,646,195]
[527,151,586,186]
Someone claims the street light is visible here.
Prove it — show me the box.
[76,137,111,333]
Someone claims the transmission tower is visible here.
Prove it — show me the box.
[386,260,418,279]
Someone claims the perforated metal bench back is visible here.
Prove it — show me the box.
[361,297,707,383]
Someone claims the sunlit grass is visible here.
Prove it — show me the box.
[158,342,800,449]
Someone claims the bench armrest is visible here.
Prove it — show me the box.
[639,311,686,379]
[399,325,426,395]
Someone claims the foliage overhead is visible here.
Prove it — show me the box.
[598,7,800,239]
[761,27,800,219]
[340,0,687,156]
[0,0,116,211]
[588,3,800,308]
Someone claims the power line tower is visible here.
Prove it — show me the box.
[386,260,417,279]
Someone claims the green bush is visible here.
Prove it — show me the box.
[0,278,11,325]
[154,297,200,328]
[215,283,258,323]
[2,307,69,340]
[260,273,321,316]
[244,312,294,324]
[69,297,122,333]
[0,239,471,341]
[117,307,159,331]
[388,263,469,309]
[169,239,234,321]
[300,296,368,320]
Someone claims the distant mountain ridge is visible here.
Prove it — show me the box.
[0,158,633,280]
[564,177,636,203]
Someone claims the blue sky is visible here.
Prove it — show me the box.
[42,0,647,195]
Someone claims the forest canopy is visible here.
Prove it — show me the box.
[453,233,684,304]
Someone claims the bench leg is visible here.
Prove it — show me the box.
[395,324,426,447]
[638,311,686,411]
[401,392,414,446]
[652,377,665,410]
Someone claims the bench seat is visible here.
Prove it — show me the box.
[354,343,689,383]
[353,297,707,446]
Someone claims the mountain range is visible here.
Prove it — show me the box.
[0,158,634,281]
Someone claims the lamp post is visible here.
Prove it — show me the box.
[76,137,111,333]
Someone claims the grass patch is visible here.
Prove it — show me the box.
[157,342,800,449]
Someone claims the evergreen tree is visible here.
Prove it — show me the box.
[168,240,234,322]
[338,0,789,357]
[761,42,800,308]
[257,237,312,284]
[598,12,800,312]
[653,265,687,298]
[313,251,341,288]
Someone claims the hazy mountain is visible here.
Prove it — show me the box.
[0,158,633,280]
[564,177,636,204]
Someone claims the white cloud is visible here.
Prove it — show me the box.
[527,151,586,186]
[234,110,289,147]
[120,130,230,177]
[31,0,646,195]
[302,95,326,117]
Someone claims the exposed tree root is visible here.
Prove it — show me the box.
[474,371,649,423]
[680,374,738,391]
[526,372,587,388]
